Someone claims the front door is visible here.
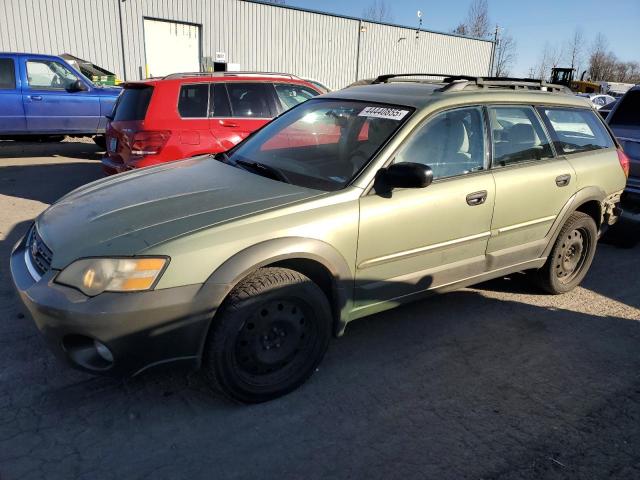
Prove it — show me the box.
[354,106,495,317]
[485,105,577,267]
[22,58,100,133]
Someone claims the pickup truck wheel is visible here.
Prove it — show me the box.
[203,267,332,403]
[534,212,598,294]
[93,135,106,149]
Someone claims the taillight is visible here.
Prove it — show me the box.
[131,131,170,156]
[617,149,630,178]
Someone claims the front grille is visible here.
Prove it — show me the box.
[27,227,53,276]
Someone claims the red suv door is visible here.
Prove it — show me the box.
[209,82,278,150]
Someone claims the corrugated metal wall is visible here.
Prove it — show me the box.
[0,0,494,90]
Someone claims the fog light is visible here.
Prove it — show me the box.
[94,340,114,363]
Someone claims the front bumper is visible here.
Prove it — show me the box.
[10,236,228,377]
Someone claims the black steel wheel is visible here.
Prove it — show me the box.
[534,211,598,294]
[203,267,332,403]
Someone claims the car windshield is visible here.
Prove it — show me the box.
[225,99,413,191]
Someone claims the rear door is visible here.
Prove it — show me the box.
[21,57,100,133]
[486,105,576,267]
[209,82,277,150]
[0,57,26,134]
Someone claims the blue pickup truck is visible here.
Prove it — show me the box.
[0,52,120,145]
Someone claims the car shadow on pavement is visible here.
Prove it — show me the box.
[0,140,104,160]
[1,248,639,479]
[0,162,103,204]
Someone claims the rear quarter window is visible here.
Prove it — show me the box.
[0,58,16,89]
[541,107,614,154]
[178,83,208,118]
[113,86,154,122]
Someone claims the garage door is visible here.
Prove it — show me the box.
[143,18,200,78]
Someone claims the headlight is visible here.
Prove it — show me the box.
[56,257,168,296]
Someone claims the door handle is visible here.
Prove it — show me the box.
[29,95,43,101]
[555,174,571,187]
[218,120,239,128]
[466,190,488,206]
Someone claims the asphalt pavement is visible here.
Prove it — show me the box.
[1,140,639,480]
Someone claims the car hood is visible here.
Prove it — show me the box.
[37,157,325,269]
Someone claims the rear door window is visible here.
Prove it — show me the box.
[112,86,153,121]
[0,58,16,89]
[226,82,273,118]
[178,83,208,118]
[489,106,554,167]
[541,107,614,154]
[208,83,232,117]
[274,83,319,110]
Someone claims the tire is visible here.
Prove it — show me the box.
[533,212,598,294]
[93,135,106,149]
[203,267,332,403]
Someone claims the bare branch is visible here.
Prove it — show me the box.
[362,0,394,23]
[494,30,517,77]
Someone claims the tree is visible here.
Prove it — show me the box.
[494,30,516,77]
[362,0,394,23]
[564,28,584,74]
[588,33,618,81]
[453,0,490,38]
[533,42,563,80]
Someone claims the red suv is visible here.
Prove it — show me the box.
[101,72,322,175]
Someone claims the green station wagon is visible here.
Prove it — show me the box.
[11,74,629,403]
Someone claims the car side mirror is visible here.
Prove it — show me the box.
[69,79,88,92]
[374,162,433,196]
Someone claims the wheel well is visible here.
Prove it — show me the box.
[575,200,602,228]
[268,258,340,332]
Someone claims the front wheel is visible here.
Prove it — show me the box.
[203,267,332,403]
[533,212,598,294]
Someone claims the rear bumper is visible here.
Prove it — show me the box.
[10,235,229,377]
[101,154,131,175]
[623,177,640,205]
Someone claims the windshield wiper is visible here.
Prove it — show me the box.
[235,159,290,183]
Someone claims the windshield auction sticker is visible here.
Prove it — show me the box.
[358,106,409,121]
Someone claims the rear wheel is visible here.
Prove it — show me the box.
[533,212,598,294]
[203,267,332,403]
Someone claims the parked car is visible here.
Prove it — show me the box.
[577,93,616,110]
[607,85,640,204]
[0,53,120,145]
[598,98,618,119]
[11,75,628,403]
[101,72,322,175]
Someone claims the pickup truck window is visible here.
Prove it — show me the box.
[0,58,16,89]
[26,60,79,90]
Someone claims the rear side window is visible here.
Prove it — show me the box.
[0,58,16,89]
[608,90,640,126]
[274,83,319,110]
[178,83,208,118]
[113,86,153,122]
[541,107,614,154]
[226,83,272,118]
[209,83,231,117]
[489,106,554,167]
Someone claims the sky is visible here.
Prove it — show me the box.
[284,0,640,77]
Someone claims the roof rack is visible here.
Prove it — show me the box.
[162,71,302,80]
[368,73,571,93]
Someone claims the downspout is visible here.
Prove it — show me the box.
[117,0,128,81]
[355,19,362,82]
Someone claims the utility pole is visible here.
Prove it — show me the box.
[489,24,499,77]
[415,10,423,40]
